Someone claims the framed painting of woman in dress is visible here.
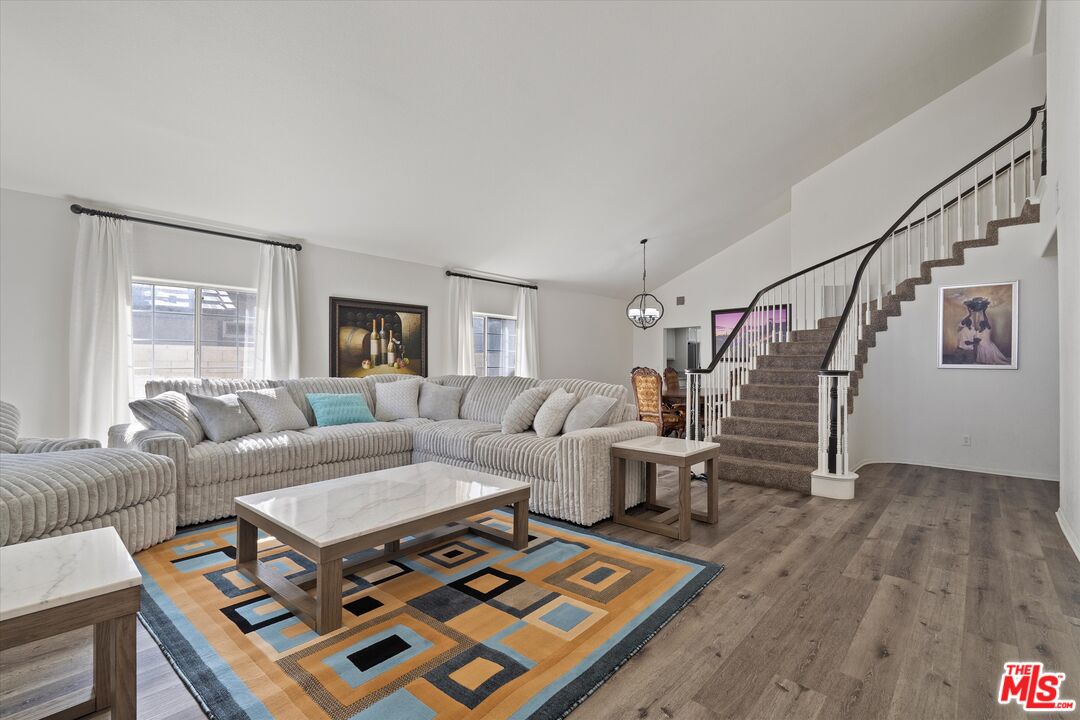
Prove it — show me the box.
[938,281,1017,369]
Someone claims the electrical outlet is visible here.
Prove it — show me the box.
[961,435,971,447]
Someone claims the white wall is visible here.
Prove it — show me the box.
[0,187,631,437]
[849,221,1059,480]
[632,214,791,372]
[1046,0,1080,554]
[790,47,1047,270]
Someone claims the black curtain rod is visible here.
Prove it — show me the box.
[69,204,303,251]
[445,270,537,290]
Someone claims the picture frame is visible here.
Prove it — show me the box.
[329,297,428,378]
[938,281,1018,369]
[711,304,791,357]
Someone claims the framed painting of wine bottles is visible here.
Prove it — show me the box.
[329,297,428,378]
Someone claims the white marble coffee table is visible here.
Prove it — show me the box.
[0,527,140,720]
[233,461,531,634]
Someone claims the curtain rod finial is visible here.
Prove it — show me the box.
[640,238,648,245]
[70,204,84,214]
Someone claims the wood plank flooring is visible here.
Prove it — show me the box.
[1,463,1077,719]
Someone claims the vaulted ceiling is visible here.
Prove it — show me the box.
[0,1,1035,296]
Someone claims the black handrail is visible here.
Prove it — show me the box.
[819,103,1044,372]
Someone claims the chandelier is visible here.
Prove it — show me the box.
[626,238,663,330]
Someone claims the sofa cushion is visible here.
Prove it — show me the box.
[562,395,619,433]
[0,401,18,454]
[473,431,559,479]
[533,388,578,438]
[460,376,538,424]
[412,419,501,462]
[129,392,205,446]
[419,382,464,421]
[307,393,375,426]
[237,388,309,432]
[538,378,634,422]
[204,378,279,397]
[145,378,206,399]
[299,422,412,463]
[187,393,260,442]
[281,378,374,425]
[186,430,320,486]
[0,448,176,545]
[374,379,422,421]
[500,386,550,434]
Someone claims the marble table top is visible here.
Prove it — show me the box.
[234,461,530,548]
[0,527,141,622]
[611,435,722,458]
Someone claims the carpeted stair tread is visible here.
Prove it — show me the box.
[710,456,812,493]
[721,416,817,443]
[730,399,818,422]
[713,434,817,465]
[748,368,820,386]
[757,354,822,369]
[772,341,830,355]
[740,384,819,403]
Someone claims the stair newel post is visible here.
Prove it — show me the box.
[817,374,829,474]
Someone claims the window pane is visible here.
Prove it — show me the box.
[200,288,256,379]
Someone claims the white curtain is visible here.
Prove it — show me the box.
[448,275,475,375]
[255,244,300,379]
[514,286,539,378]
[69,215,133,442]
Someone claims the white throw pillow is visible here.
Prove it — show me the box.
[129,391,205,446]
[375,379,422,421]
[561,394,619,433]
[501,387,550,434]
[532,388,578,438]
[236,388,309,432]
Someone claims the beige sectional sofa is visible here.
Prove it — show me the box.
[109,375,652,527]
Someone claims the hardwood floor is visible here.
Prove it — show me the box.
[2,463,1077,719]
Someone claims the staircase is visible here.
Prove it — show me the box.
[686,103,1047,496]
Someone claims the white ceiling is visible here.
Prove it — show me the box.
[0,1,1035,297]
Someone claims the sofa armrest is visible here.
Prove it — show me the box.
[554,420,656,525]
[16,437,101,453]
[108,423,189,487]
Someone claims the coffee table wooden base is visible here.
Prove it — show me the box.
[236,497,530,635]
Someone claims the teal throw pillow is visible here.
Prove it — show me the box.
[306,393,375,426]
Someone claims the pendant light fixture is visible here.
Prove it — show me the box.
[626,238,663,330]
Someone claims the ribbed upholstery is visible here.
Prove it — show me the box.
[145,378,206,398]
[552,420,653,525]
[187,431,321,486]
[412,419,501,461]
[0,401,18,454]
[300,423,412,463]
[17,437,101,453]
[460,376,538,423]
[427,375,477,393]
[280,378,374,425]
[178,453,411,524]
[473,432,559,478]
[204,378,280,396]
[0,448,176,547]
[37,494,176,553]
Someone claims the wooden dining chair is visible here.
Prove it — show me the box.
[663,367,681,394]
[631,367,684,437]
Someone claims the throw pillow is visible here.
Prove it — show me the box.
[306,393,375,426]
[500,386,550,433]
[532,388,578,438]
[236,388,309,432]
[561,394,619,433]
[418,383,463,421]
[129,391,205,446]
[374,379,422,421]
[186,393,260,442]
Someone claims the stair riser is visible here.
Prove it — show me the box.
[817,316,841,330]
[771,341,829,356]
[731,400,819,422]
[711,459,812,493]
[748,369,819,386]
[721,417,817,443]
[756,354,821,370]
[739,384,818,403]
[791,329,834,342]
[714,436,817,466]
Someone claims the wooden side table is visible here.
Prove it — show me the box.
[0,528,140,720]
[610,435,722,541]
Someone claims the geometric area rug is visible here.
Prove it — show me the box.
[135,510,722,720]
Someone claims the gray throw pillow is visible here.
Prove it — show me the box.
[419,382,463,421]
[533,388,578,438]
[501,387,550,434]
[562,394,619,433]
[129,391,205,446]
[236,388,309,432]
[375,379,421,421]
[187,392,260,443]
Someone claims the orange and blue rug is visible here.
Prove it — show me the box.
[136,510,721,719]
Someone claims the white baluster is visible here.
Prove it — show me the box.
[1028,125,1035,199]
[1009,142,1016,216]
[956,176,963,246]
[992,149,998,221]
[939,187,946,259]
[973,165,979,239]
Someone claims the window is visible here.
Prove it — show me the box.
[132,281,256,393]
[472,313,517,377]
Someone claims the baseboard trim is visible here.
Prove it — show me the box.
[852,458,1059,483]
[1057,509,1080,564]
